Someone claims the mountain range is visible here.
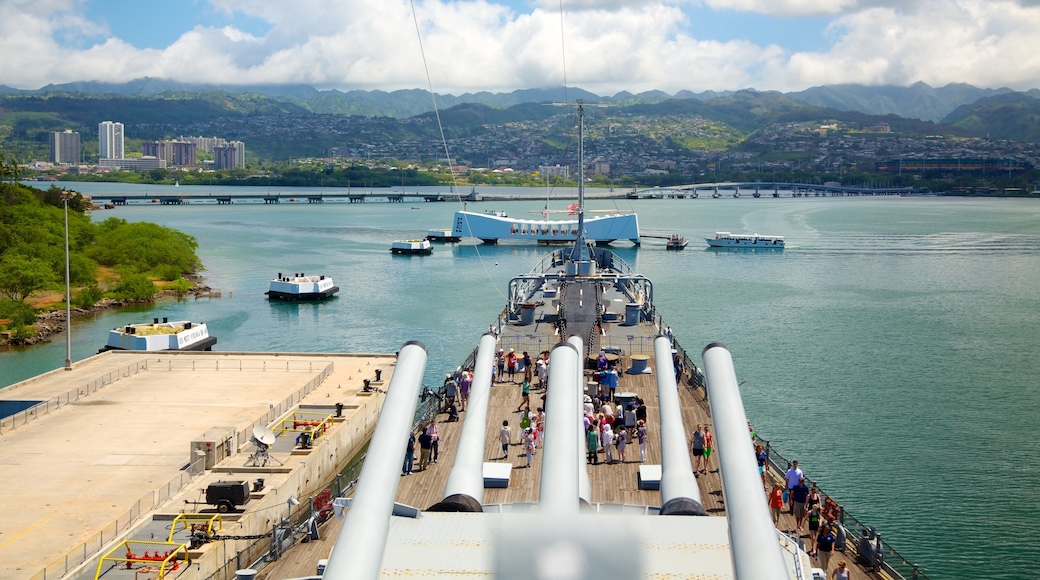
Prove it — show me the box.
[2,78,1038,125]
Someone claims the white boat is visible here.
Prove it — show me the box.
[450,210,640,245]
[390,239,433,255]
[425,229,461,243]
[266,272,339,301]
[99,318,216,352]
[705,231,785,248]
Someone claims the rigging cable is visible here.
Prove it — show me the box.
[409,0,508,304]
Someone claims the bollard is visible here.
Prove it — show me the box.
[375,369,382,381]
[335,402,343,417]
[363,379,371,391]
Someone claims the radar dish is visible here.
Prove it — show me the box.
[252,426,277,446]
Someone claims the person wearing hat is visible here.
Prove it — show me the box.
[443,374,457,408]
[506,349,518,382]
[496,349,506,381]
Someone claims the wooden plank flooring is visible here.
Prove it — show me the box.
[264,346,884,579]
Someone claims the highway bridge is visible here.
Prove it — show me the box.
[84,182,917,206]
[623,181,915,199]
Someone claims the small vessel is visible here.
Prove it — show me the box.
[666,234,689,250]
[266,272,339,301]
[99,318,216,352]
[705,231,785,248]
[390,239,433,255]
[425,229,461,243]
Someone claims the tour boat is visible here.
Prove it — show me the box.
[705,231,785,248]
[266,273,339,301]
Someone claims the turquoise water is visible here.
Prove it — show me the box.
[3,186,1039,579]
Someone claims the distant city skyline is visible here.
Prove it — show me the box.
[2,1,1040,96]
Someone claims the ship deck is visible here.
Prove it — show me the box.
[261,272,883,580]
[0,349,395,580]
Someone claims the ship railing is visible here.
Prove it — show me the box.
[759,442,929,580]
[0,359,150,435]
[30,456,206,580]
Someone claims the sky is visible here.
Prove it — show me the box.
[3,0,1040,96]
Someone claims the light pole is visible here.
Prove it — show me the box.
[61,190,73,371]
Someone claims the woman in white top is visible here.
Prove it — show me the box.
[600,423,614,464]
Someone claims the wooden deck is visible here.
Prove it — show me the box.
[262,351,883,580]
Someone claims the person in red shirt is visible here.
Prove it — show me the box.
[768,482,785,525]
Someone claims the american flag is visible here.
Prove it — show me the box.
[567,203,579,215]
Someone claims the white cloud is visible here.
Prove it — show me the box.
[772,0,1040,90]
[0,0,1039,94]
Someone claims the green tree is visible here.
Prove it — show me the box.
[0,254,57,301]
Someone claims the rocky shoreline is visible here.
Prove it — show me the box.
[0,283,219,348]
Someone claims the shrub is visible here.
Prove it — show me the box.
[152,264,183,282]
[110,274,157,301]
[169,278,193,296]
[73,283,105,309]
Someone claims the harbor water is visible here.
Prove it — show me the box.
[3,184,1039,579]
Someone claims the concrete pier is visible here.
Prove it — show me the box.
[0,349,395,580]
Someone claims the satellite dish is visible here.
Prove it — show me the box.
[252,426,276,446]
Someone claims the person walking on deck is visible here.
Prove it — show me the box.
[516,380,531,411]
[522,352,533,385]
[522,428,536,468]
[755,443,768,487]
[792,476,810,531]
[831,560,850,580]
[690,424,706,474]
[402,431,415,476]
[785,460,804,514]
[768,482,784,524]
[616,427,629,463]
[417,428,433,471]
[496,349,506,381]
[498,420,512,460]
[701,425,714,474]
[506,349,518,382]
[426,422,440,463]
[534,407,545,448]
[443,374,457,408]
[637,420,648,462]
[816,524,836,572]
[459,369,471,412]
[586,423,600,464]
[601,423,615,464]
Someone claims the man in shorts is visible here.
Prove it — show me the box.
[791,476,810,530]
[690,423,705,474]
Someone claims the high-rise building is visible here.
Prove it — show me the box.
[179,135,227,153]
[142,140,196,167]
[214,141,246,170]
[98,121,124,160]
[49,130,81,165]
